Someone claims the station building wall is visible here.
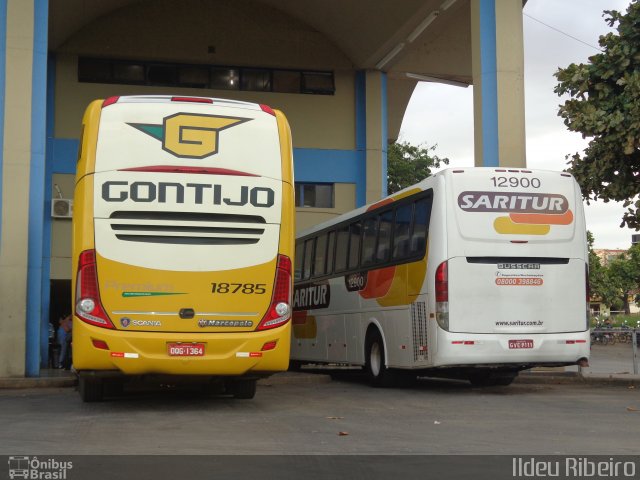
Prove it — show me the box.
[47,0,381,281]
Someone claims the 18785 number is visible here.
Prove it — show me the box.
[211,283,267,294]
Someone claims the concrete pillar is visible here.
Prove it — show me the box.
[0,0,46,377]
[364,70,388,203]
[471,0,526,167]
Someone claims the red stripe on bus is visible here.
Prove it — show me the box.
[119,166,259,177]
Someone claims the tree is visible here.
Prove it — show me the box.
[606,254,637,314]
[554,2,640,229]
[387,141,448,194]
[587,233,640,313]
[587,231,608,304]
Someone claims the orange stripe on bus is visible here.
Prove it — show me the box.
[509,210,574,225]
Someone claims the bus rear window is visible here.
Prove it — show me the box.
[393,204,413,259]
[376,210,393,262]
[335,227,349,272]
[348,222,362,269]
[303,238,314,279]
[362,216,379,266]
[410,198,432,254]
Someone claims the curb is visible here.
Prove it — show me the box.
[0,376,77,389]
[0,371,330,390]
[1,371,637,390]
[516,372,640,387]
[258,371,332,386]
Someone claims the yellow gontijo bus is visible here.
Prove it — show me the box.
[72,95,294,401]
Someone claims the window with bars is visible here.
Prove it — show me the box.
[295,183,334,208]
[78,57,335,95]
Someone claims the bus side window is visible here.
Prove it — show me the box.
[348,221,362,270]
[361,216,379,266]
[294,240,304,281]
[303,238,314,279]
[326,231,336,274]
[410,197,432,255]
[313,233,328,277]
[334,227,350,272]
[392,203,414,259]
[376,209,393,263]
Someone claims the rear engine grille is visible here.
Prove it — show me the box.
[108,211,266,245]
[411,301,428,362]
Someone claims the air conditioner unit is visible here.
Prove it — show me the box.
[51,199,73,218]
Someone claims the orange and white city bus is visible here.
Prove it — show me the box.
[291,168,589,386]
[72,95,294,401]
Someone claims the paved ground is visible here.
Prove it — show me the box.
[578,343,638,375]
[1,345,637,480]
[1,372,639,456]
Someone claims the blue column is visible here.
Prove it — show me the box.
[479,0,499,167]
[26,0,49,376]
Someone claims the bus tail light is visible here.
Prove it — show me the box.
[171,96,213,103]
[261,340,278,351]
[257,255,292,331]
[92,339,109,350]
[435,261,449,331]
[102,96,119,108]
[75,249,115,329]
[260,104,276,116]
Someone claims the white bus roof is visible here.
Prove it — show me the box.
[297,167,580,240]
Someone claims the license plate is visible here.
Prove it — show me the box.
[167,343,205,356]
[509,339,534,349]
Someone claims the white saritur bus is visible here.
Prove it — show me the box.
[291,168,589,386]
[72,96,294,401]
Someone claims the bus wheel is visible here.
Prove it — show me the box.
[365,330,393,387]
[228,379,257,399]
[79,376,104,402]
[288,360,302,371]
[103,378,124,398]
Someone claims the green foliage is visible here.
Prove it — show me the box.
[387,141,448,194]
[607,253,637,314]
[608,313,640,327]
[554,2,640,229]
[590,240,640,313]
[588,233,640,312]
[587,231,610,303]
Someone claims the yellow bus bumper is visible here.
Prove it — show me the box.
[72,322,291,376]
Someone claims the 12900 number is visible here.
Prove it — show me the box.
[491,176,541,188]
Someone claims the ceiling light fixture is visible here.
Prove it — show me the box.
[407,11,439,43]
[376,43,406,70]
[440,0,457,11]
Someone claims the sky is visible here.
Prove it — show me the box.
[399,0,636,249]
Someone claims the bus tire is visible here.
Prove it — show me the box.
[229,379,257,399]
[288,360,302,371]
[103,378,124,398]
[365,330,394,387]
[79,376,104,402]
